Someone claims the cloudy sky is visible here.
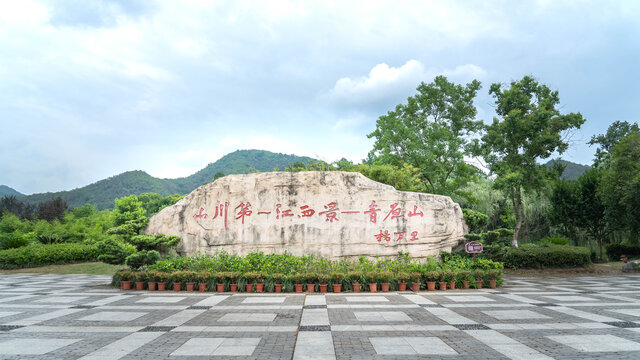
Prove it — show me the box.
[1,0,639,194]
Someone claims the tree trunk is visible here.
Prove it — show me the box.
[512,187,523,248]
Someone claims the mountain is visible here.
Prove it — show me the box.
[16,150,316,210]
[0,185,22,197]
[544,159,590,180]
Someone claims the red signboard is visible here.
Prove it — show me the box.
[465,241,483,254]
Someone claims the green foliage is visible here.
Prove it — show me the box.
[124,250,160,270]
[604,243,640,261]
[368,76,483,197]
[462,209,489,233]
[97,238,137,265]
[35,197,67,221]
[0,233,30,249]
[489,245,591,269]
[137,193,184,217]
[480,76,586,245]
[0,243,99,269]
[544,159,589,180]
[540,236,569,246]
[128,234,180,252]
[589,121,639,167]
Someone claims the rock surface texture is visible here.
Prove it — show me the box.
[146,171,466,259]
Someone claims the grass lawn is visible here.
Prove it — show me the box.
[0,262,121,275]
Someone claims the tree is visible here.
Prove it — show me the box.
[107,195,147,240]
[588,121,639,167]
[574,168,607,259]
[481,76,585,246]
[367,76,483,196]
[548,179,579,241]
[36,197,68,222]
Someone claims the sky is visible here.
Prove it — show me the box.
[1,0,639,194]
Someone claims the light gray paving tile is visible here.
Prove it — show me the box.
[0,294,38,303]
[543,295,595,302]
[218,313,277,322]
[547,306,620,322]
[79,311,148,322]
[294,331,335,360]
[305,295,326,306]
[300,308,329,326]
[401,294,436,305]
[170,338,225,356]
[482,310,550,320]
[7,308,84,326]
[466,330,553,360]
[85,295,132,306]
[78,332,163,360]
[34,296,87,303]
[153,309,205,326]
[15,325,144,333]
[406,336,458,355]
[609,308,640,317]
[444,295,494,302]
[242,296,286,304]
[0,338,80,355]
[354,311,412,322]
[423,307,476,324]
[193,295,229,306]
[345,296,388,302]
[547,334,640,352]
[136,296,186,303]
[0,311,21,318]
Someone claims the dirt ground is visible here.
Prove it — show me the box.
[503,262,625,278]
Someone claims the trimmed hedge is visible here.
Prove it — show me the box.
[605,243,640,261]
[490,245,591,269]
[0,243,99,269]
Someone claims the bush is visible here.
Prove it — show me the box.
[540,236,570,246]
[97,238,137,265]
[605,243,640,261]
[124,250,160,270]
[463,209,489,232]
[496,245,591,269]
[0,233,30,249]
[0,243,99,269]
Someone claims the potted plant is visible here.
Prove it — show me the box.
[212,272,224,292]
[155,271,169,291]
[171,271,185,291]
[365,271,378,292]
[423,271,438,291]
[445,271,457,290]
[473,269,485,289]
[243,271,258,293]
[255,272,266,293]
[291,273,305,293]
[437,271,447,291]
[118,270,133,290]
[347,271,362,292]
[146,270,157,291]
[486,269,500,288]
[317,273,329,293]
[184,271,197,291]
[197,272,208,292]
[458,270,471,289]
[305,273,317,293]
[228,272,239,292]
[273,273,284,293]
[330,272,344,293]
[378,271,393,292]
[397,272,410,291]
[133,271,146,291]
[410,272,422,292]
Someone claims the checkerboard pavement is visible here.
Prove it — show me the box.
[0,273,639,359]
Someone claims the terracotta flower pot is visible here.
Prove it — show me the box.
[426,281,436,291]
[255,283,264,292]
[352,283,361,292]
[135,281,145,291]
[230,284,238,292]
[489,280,497,289]
[368,283,377,292]
[245,283,254,293]
[185,282,195,292]
[216,283,225,292]
[411,282,421,292]
[475,281,483,289]
[380,283,390,292]
[438,282,448,291]
[398,282,407,291]
[158,282,167,291]
[462,281,470,289]
[274,284,283,293]
[295,284,303,293]
[199,283,207,292]
[332,284,342,293]
[449,282,456,290]
[121,281,132,290]
[318,284,328,293]
[306,284,315,293]
[147,282,157,291]
[173,282,182,291]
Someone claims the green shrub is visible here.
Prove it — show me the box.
[128,234,180,252]
[0,233,30,249]
[0,243,99,269]
[540,236,570,246]
[497,245,591,269]
[97,238,136,265]
[605,243,640,261]
[463,209,489,232]
[124,250,160,270]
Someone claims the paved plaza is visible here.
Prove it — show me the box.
[0,274,639,359]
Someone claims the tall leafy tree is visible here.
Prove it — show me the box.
[575,168,607,259]
[481,76,585,246]
[367,76,483,196]
[588,121,639,167]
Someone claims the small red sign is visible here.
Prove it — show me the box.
[465,241,483,254]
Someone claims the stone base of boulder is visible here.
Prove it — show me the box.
[622,260,640,273]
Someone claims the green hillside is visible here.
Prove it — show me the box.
[17,150,315,210]
[544,159,590,180]
[0,185,22,197]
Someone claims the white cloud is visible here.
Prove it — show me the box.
[0,0,49,25]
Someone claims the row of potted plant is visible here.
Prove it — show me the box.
[114,269,501,292]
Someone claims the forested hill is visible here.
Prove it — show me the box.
[544,159,590,180]
[0,185,22,197]
[15,150,316,210]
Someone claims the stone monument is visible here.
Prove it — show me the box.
[145,171,467,259]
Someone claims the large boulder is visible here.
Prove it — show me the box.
[146,171,466,259]
[622,260,640,273]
